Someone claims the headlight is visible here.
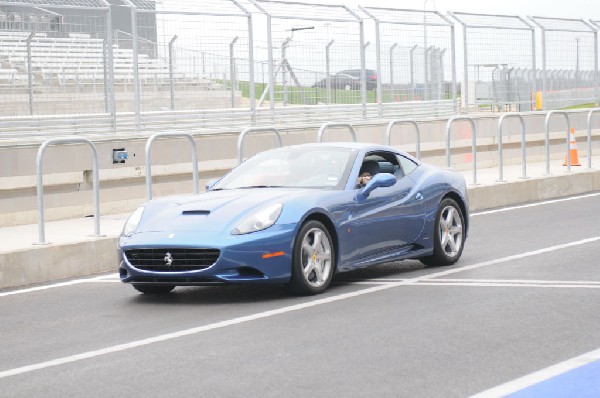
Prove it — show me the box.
[231,203,283,235]
[122,207,144,237]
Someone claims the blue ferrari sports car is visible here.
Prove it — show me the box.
[119,142,469,295]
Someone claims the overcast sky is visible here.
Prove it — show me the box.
[311,0,599,20]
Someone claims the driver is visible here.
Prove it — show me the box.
[356,171,372,188]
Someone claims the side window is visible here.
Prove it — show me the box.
[397,154,418,176]
[360,151,401,178]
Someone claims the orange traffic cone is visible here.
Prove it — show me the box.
[563,128,581,166]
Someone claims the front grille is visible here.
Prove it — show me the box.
[125,248,220,272]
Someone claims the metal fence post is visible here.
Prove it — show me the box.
[229,36,239,109]
[26,31,36,116]
[281,37,290,107]
[169,35,178,111]
[410,45,418,101]
[360,19,367,119]
[247,10,256,125]
[371,12,383,117]
[590,21,599,106]
[450,22,458,112]
[105,7,116,133]
[389,43,397,102]
[326,40,334,104]
[130,4,141,132]
[267,14,275,122]
[461,24,469,112]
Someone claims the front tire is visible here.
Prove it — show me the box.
[420,198,465,267]
[287,220,335,295]
[133,284,175,295]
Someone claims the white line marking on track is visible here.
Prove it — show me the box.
[469,347,600,397]
[0,274,119,297]
[419,278,600,288]
[423,278,600,285]
[417,282,600,289]
[1,235,599,380]
[471,192,600,217]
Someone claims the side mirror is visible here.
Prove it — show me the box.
[356,173,396,202]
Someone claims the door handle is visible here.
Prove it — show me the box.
[415,192,423,201]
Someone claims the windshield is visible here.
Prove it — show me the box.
[213,146,356,190]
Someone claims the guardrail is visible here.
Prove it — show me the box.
[145,132,199,201]
[497,113,527,181]
[385,119,421,159]
[316,122,357,143]
[237,126,282,164]
[35,137,102,244]
[446,116,478,184]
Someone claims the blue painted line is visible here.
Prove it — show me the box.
[506,359,600,398]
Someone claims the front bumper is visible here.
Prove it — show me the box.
[118,223,297,286]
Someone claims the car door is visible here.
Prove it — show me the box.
[351,153,426,259]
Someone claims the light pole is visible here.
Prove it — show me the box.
[423,0,436,101]
[575,37,580,89]
[390,42,398,101]
[283,26,314,106]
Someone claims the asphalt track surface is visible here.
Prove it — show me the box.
[1,193,600,397]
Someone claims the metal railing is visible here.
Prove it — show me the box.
[385,119,421,159]
[587,108,600,169]
[25,108,600,244]
[544,111,571,175]
[237,126,282,164]
[317,122,357,143]
[446,116,478,184]
[145,132,199,201]
[497,113,527,181]
[35,137,102,244]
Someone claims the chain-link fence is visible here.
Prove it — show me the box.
[449,12,536,113]
[1,0,600,137]
[529,16,598,110]
[250,0,366,117]
[125,0,254,128]
[0,0,113,118]
[360,6,457,117]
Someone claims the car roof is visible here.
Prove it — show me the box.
[275,142,401,153]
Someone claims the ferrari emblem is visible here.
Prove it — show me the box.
[164,252,173,266]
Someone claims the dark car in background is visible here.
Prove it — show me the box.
[340,69,378,90]
[313,69,378,90]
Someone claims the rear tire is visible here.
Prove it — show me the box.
[133,284,175,295]
[287,220,335,295]
[420,198,465,267]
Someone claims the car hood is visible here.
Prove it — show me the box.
[136,188,307,233]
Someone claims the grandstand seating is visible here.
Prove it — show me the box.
[0,31,183,86]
